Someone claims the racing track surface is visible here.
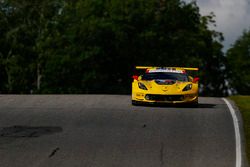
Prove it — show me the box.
[0,95,243,167]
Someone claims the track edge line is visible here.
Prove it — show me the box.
[222,98,242,167]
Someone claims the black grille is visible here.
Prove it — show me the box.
[145,94,184,101]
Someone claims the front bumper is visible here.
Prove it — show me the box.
[132,93,198,104]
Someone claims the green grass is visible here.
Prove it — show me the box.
[230,96,250,162]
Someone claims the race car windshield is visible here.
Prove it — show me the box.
[142,72,189,82]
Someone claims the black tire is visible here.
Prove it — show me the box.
[190,100,198,107]
[132,100,139,106]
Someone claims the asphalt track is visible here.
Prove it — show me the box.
[0,95,244,167]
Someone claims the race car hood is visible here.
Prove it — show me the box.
[140,80,192,94]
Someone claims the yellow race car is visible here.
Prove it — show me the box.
[132,66,199,105]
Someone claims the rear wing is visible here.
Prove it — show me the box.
[135,66,199,71]
[133,66,199,82]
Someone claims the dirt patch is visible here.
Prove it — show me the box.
[0,126,62,138]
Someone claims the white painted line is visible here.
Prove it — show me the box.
[222,98,242,167]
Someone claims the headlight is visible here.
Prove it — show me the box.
[182,84,192,91]
[138,82,148,90]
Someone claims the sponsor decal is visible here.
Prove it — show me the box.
[148,68,183,73]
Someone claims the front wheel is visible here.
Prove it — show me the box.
[189,100,198,107]
[132,100,139,106]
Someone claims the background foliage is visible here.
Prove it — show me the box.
[0,0,243,96]
[226,30,250,95]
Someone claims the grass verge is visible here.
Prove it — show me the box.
[230,96,250,163]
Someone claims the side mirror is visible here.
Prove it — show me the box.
[193,77,199,83]
[132,75,139,81]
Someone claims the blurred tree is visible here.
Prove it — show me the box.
[0,0,227,96]
[226,30,250,95]
[0,0,63,93]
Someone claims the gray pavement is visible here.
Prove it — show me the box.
[0,95,237,167]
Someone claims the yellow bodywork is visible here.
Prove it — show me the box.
[132,66,199,104]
